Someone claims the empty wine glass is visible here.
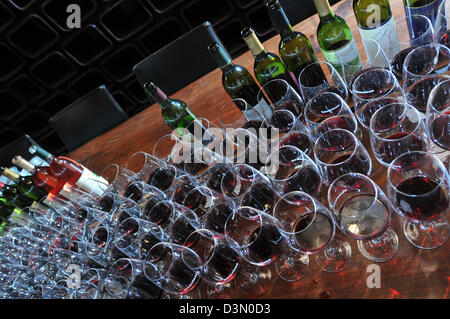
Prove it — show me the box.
[124,151,163,184]
[304,91,359,138]
[387,151,449,249]
[314,129,372,185]
[427,79,450,157]
[221,164,277,212]
[273,191,351,273]
[328,173,399,262]
[257,79,304,117]
[386,15,435,79]
[352,68,404,129]
[99,164,138,195]
[299,61,348,102]
[218,99,266,130]
[403,43,450,113]
[265,145,322,196]
[370,102,429,167]
[143,242,202,296]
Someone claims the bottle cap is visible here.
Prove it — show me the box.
[2,168,20,182]
[241,27,265,56]
[12,156,35,173]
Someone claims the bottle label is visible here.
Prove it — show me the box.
[75,167,109,197]
[359,15,400,63]
[323,39,361,75]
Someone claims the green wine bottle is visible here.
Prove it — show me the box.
[0,182,34,209]
[314,0,362,79]
[144,82,199,137]
[0,197,20,218]
[1,166,47,202]
[353,0,400,62]
[241,27,299,91]
[265,0,325,89]
[208,42,272,120]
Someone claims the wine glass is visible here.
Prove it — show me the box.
[182,185,219,218]
[99,164,138,195]
[369,102,429,167]
[298,61,348,102]
[183,229,241,286]
[273,191,351,273]
[328,173,399,262]
[143,242,202,296]
[314,128,372,185]
[436,0,449,46]
[122,180,166,204]
[352,68,404,129]
[304,91,359,139]
[343,39,392,91]
[386,15,435,80]
[257,79,304,117]
[221,164,278,212]
[218,99,266,130]
[403,43,450,113]
[387,151,449,249]
[152,133,187,170]
[427,79,450,159]
[265,145,322,197]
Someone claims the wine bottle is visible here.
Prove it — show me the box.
[28,145,108,197]
[404,0,444,28]
[314,0,362,78]
[208,42,272,120]
[241,27,300,91]
[0,182,35,209]
[1,166,47,202]
[353,0,400,62]
[0,197,20,218]
[143,82,201,136]
[266,0,325,89]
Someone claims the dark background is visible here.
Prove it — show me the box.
[0,0,340,155]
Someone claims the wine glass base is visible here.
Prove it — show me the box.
[274,248,309,282]
[403,218,450,250]
[357,228,399,263]
[315,240,352,273]
[238,263,273,298]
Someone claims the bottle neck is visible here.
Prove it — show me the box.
[29,145,54,163]
[267,1,294,38]
[144,82,170,108]
[242,30,266,57]
[12,156,36,174]
[2,168,20,182]
[209,43,234,72]
[314,0,334,22]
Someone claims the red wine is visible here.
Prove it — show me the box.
[146,202,173,226]
[407,76,448,112]
[139,233,162,258]
[243,120,263,131]
[293,210,333,252]
[283,166,322,195]
[353,69,397,100]
[270,110,296,132]
[205,203,234,234]
[316,85,346,100]
[349,67,383,91]
[440,30,450,48]
[274,100,303,117]
[206,164,230,194]
[142,196,164,221]
[358,97,400,128]
[247,224,283,264]
[117,218,139,248]
[170,216,197,245]
[315,116,357,137]
[123,183,143,203]
[97,194,115,213]
[173,179,197,204]
[376,132,426,164]
[207,244,240,284]
[392,47,414,79]
[326,152,371,182]
[147,167,175,191]
[339,194,389,239]
[278,132,313,156]
[395,176,449,221]
[430,111,450,150]
[241,182,276,211]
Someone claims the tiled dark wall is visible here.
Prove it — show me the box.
[0,0,340,155]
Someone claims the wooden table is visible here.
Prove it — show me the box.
[69,0,450,299]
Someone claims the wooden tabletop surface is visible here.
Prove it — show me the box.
[68,0,450,299]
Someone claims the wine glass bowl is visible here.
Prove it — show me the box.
[427,78,450,153]
[257,79,304,117]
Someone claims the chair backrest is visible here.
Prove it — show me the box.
[49,86,127,152]
[133,21,224,98]
[0,135,35,167]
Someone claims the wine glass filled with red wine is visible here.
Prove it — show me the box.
[304,91,359,139]
[298,61,348,102]
[314,128,372,185]
[265,145,322,197]
[387,151,450,249]
[402,43,450,113]
[352,68,404,129]
[257,79,304,117]
[274,191,351,274]
[369,102,428,167]
[328,173,399,262]
[435,0,449,48]
[427,79,450,157]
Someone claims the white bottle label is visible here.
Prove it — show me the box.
[359,15,400,64]
[75,167,109,197]
[324,39,361,67]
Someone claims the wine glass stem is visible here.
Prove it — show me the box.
[325,246,338,260]
[419,222,433,232]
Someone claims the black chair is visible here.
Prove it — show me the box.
[133,21,225,99]
[49,86,127,152]
[0,135,37,167]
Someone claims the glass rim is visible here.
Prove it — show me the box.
[403,43,450,77]
[221,163,257,198]
[218,99,248,126]
[125,151,160,174]
[313,128,360,167]
[387,151,448,198]
[353,68,398,102]
[390,14,434,43]
[257,78,290,104]
[224,206,266,249]
[183,228,217,267]
[265,145,307,182]
[428,78,450,114]
[369,102,422,141]
[299,61,337,89]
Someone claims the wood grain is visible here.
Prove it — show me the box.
[68,0,450,299]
